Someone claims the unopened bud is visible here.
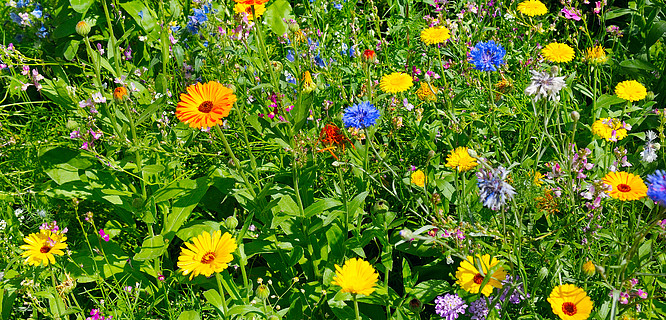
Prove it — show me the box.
[287,20,300,33]
[550,65,559,76]
[76,20,92,37]
[467,148,478,159]
[271,61,283,73]
[571,111,580,122]
[225,216,239,230]
[595,265,605,276]
[427,150,436,160]
[582,260,595,276]
[371,199,389,214]
[256,284,270,300]
[408,298,423,313]
[399,229,414,241]
[646,91,655,101]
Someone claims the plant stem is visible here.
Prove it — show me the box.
[214,125,256,198]
[353,294,361,320]
[215,273,229,319]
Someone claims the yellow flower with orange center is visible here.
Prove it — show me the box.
[177,230,237,280]
[233,3,266,20]
[20,230,68,267]
[548,284,593,320]
[455,254,507,296]
[602,171,647,201]
[379,72,413,94]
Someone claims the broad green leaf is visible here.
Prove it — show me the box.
[133,235,167,261]
[304,198,342,219]
[162,177,211,235]
[177,311,201,320]
[70,0,94,13]
[227,306,265,317]
[264,0,294,36]
[120,1,157,33]
[203,289,225,313]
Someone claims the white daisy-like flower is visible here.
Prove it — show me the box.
[524,70,566,102]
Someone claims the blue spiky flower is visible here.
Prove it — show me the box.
[342,101,380,129]
[469,40,506,72]
[647,170,666,206]
[476,166,515,211]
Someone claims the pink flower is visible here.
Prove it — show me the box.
[99,229,110,242]
[637,289,648,299]
[561,7,582,21]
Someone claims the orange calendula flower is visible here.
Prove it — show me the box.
[176,81,237,129]
[113,87,128,101]
[548,284,593,320]
[602,171,647,201]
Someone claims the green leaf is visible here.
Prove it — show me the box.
[304,198,342,219]
[203,289,225,313]
[120,1,157,33]
[177,310,201,320]
[162,177,211,236]
[264,0,294,36]
[63,40,81,61]
[412,280,450,303]
[646,21,666,49]
[133,235,167,261]
[227,306,265,317]
[620,59,657,74]
[594,94,626,111]
[70,0,94,13]
[0,288,18,320]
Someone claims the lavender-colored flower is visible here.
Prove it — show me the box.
[524,70,566,101]
[499,275,529,304]
[476,166,515,211]
[434,293,468,320]
[640,131,660,163]
[468,297,501,320]
[647,170,666,206]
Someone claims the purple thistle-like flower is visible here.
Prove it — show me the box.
[499,275,530,304]
[476,166,516,211]
[434,293,467,320]
[468,297,501,320]
[647,170,666,206]
[468,40,506,72]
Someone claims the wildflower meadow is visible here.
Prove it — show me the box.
[2,0,666,319]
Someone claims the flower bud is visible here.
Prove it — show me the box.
[76,20,92,37]
[582,260,595,276]
[427,150,436,160]
[550,65,560,76]
[271,61,283,73]
[571,111,580,122]
[646,91,655,101]
[256,284,270,300]
[407,298,423,313]
[371,199,389,214]
[399,229,414,241]
[287,20,300,33]
[467,148,478,159]
[225,216,239,230]
[113,87,128,102]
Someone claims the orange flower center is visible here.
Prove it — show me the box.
[40,245,52,253]
[473,273,484,284]
[562,302,577,316]
[198,101,214,113]
[617,184,631,192]
[200,251,216,264]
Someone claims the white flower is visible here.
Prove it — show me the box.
[641,130,660,163]
[524,70,566,101]
[91,92,106,104]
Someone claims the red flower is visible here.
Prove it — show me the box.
[363,49,376,62]
[317,124,353,160]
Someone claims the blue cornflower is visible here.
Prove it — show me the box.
[17,0,30,8]
[476,166,515,211]
[469,40,506,72]
[32,3,43,18]
[647,170,666,206]
[10,13,22,24]
[342,101,380,129]
[35,24,48,38]
[186,4,211,34]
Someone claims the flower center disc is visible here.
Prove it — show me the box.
[198,101,214,113]
[562,302,577,316]
[40,245,51,253]
[617,184,631,192]
[200,251,216,264]
[473,273,484,284]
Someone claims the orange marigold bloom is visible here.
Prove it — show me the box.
[176,81,237,129]
[113,87,128,101]
[317,124,353,160]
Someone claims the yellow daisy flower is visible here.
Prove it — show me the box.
[445,147,478,172]
[517,0,548,17]
[177,230,237,280]
[548,284,593,320]
[455,254,507,296]
[331,258,379,296]
[20,229,68,267]
[584,45,608,64]
[582,261,595,276]
[176,81,237,129]
[416,82,438,101]
[542,43,575,63]
[420,26,451,45]
[233,3,266,20]
[411,169,426,187]
[591,118,628,142]
[602,171,647,201]
[379,72,413,94]
[614,80,646,102]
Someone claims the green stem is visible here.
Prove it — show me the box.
[214,125,256,198]
[353,294,361,320]
[215,273,229,319]
[100,0,122,76]
[337,166,350,236]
